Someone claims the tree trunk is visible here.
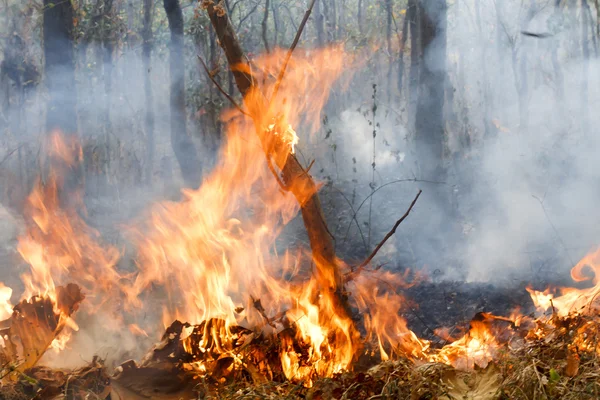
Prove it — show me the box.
[43,0,82,203]
[102,0,114,182]
[357,0,364,36]
[262,0,270,52]
[143,0,155,185]
[474,0,495,138]
[414,0,446,180]
[397,9,409,100]
[407,0,420,132]
[386,0,393,103]
[44,0,77,136]
[164,0,201,188]
[314,0,325,46]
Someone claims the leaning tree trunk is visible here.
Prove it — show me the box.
[143,0,155,185]
[164,0,201,188]
[43,0,82,204]
[202,2,353,319]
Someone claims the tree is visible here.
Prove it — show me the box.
[414,0,447,181]
[164,0,201,188]
[143,0,155,185]
[43,0,82,204]
[43,0,77,136]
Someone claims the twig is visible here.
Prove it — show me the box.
[0,144,25,167]
[197,55,251,117]
[352,190,422,275]
[269,0,316,104]
[342,178,444,245]
[251,296,277,328]
[532,194,575,267]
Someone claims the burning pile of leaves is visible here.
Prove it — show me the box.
[1,286,600,400]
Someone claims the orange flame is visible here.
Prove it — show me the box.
[528,247,600,316]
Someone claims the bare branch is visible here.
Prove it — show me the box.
[269,0,317,104]
[346,190,422,282]
[197,55,251,117]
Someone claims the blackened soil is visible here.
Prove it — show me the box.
[402,281,534,344]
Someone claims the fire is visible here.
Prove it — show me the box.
[528,247,600,317]
[433,314,503,370]
[124,46,358,383]
[0,283,12,321]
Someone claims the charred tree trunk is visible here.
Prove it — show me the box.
[164,0,201,188]
[43,0,82,202]
[143,0,155,185]
[414,0,446,181]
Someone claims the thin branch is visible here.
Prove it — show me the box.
[197,55,251,117]
[348,190,422,280]
[532,194,575,267]
[269,0,317,104]
[0,144,25,168]
[343,178,444,245]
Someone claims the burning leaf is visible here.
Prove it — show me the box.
[0,284,84,375]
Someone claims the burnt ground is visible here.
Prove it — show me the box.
[401,281,535,343]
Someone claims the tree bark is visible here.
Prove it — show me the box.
[414,0,446,180]
[164,0,201,188]
[143,0,155,185]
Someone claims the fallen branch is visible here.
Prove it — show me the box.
[347,190,422,282]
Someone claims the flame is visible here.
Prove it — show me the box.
[528,247,600,316]
[0,283,13,321]
[433,313,507,370]
[125,46,357,383]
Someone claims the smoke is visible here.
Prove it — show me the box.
[1,0,600,365]
[311,0,600,287]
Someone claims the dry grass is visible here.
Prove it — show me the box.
[2,314,600,399]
